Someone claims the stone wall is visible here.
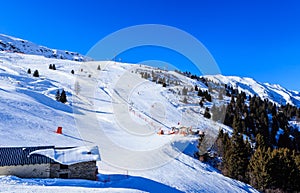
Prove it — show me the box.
[0,164,50,178]
[50,161,97,180]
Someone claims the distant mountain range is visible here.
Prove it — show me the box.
[205,75,300,107]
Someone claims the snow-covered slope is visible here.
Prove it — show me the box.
[0,34,91,61]
[205,74,300,107]
[0,51,259,192]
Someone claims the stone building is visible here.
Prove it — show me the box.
[0,146,100,180]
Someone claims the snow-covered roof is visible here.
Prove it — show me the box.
[30,146,101,165]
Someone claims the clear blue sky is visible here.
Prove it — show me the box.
[0,0,299,91]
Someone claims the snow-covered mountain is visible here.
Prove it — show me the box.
[205,74,300,107]
[0,50,259,192]
[1,31,300,192]
[2,33,300,192]
[0,34,91,62]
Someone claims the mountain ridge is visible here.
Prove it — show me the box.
[0,34,92,62]
[1,32,298,108]
[204,74,300,107]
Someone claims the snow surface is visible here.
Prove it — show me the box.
[289,120,300,132]
[0,51,262,192]
[30,146,100,165]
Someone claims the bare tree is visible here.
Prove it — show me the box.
[74,81,81,95]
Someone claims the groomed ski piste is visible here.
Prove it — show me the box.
[0,50,278,193]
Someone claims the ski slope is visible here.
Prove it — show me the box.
[0,50,261,192]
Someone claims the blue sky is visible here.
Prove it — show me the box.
[0,0,299,91]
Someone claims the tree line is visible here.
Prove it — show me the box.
[207,86,300,192]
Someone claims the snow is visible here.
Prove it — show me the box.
[0,176,141,193]
[0,34,91,62]
[289,120,300,132]
[0,52,84,147]
[0,48,262,192]
[73,62,223,170]
[205,74,300,107]
[276,128,284,142]
[30,146,101,165]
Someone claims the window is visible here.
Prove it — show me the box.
[60,164,68,169]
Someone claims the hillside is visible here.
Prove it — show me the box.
[0,34,91,61]
[4,33,300,192]
[0,49,260,192]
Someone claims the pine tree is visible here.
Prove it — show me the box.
[245,138,252,159]
[223,129,249,182]
[49,64,53,69]
[270,116,279,145]
[27,68,31,74]
[204,107,211,119]
[232,115,242,133]
[248,146,300,192]
[215,129,225,156]
[55,90,60,101]
[255,133,267,149]
[97,65,101,70]
[197,90,203,97]
[52,64,56,70]
[268,148,298,191]
[215,129,231,158]
[33,70,39,77]
[204,91,212,102]
[248,147,272,191]
[183,97,188,104]
[71,70,74,74]
[162,77,166,85]
[182,87,188,95]
[199,99,204,108]
[60,89,67,103]
[293,152,300,191]
[278,132,291,149]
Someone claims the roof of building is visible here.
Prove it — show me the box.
[0,146,100,167]
[0,146,55,167]
[30,146,101,165]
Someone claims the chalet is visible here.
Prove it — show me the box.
[0,146,100,180]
